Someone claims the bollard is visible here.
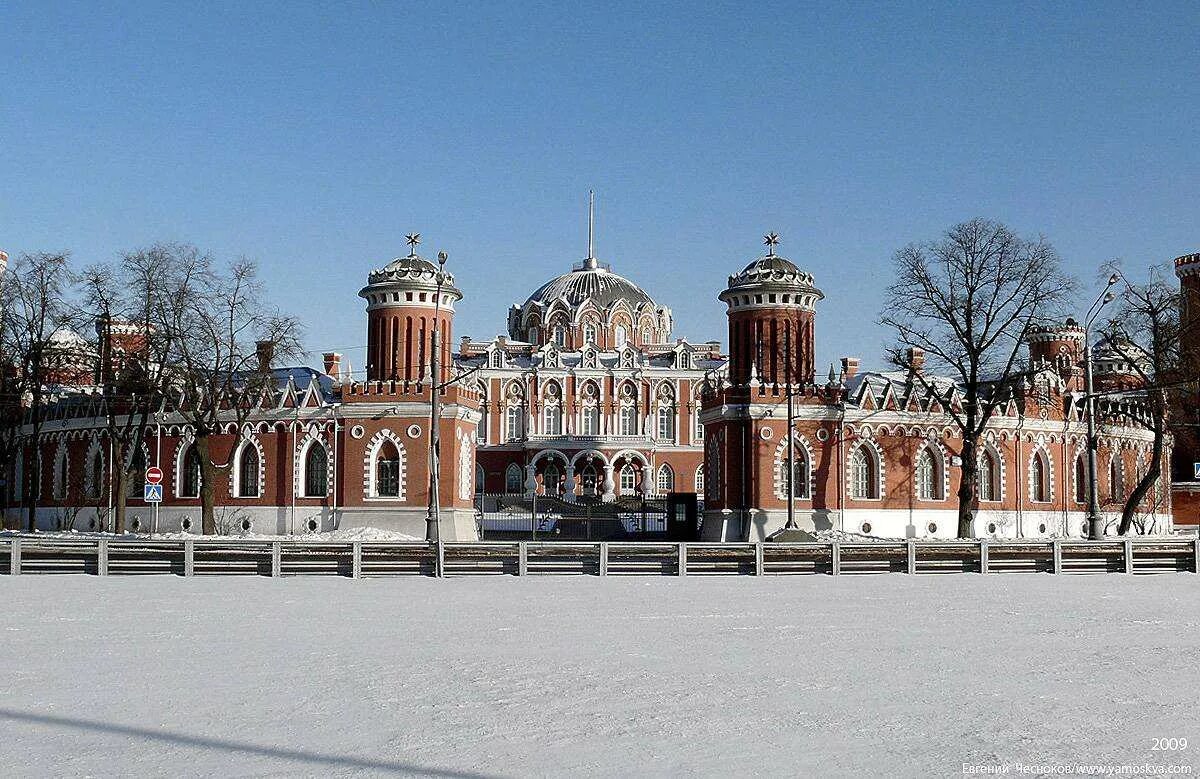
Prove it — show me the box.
[599,542,608,576]
[352,541,362,579]
[97,538,108,576]
[271,541,282,577]
[906,540,916,574]
[678,543,687,577]
[1052,540,1062,575]
[11,538,20,576]
[518,541,528,577]
[1194,538,1200,575]
[1124,538,1134,575]
[831,541,841,576]
[979,540,989,574]
[184,539,194,577]
[435,539,445,578]
[754,542,764,576]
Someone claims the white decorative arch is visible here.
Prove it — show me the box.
[83,436,106,500]
[611,449,650,467]
[458,438,474,500]
[51,439,70,501]
[530,448,569,468]
[1027,439,1055,503]
[173,430,198,499]
[977,439,1007,502]
[364,429,407,499]
[914,439,949,501]
[772,432,816,500]
[846,436,886,500]
[230,433,266,498]
[295,429,332,498]
[570,449,610,469]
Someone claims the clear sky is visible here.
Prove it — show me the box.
[3,2,1198,377]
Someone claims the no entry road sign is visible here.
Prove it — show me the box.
[146,466,164,485]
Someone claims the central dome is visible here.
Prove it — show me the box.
[523,260,655,310]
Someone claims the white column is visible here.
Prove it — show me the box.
[640,463,653,495]
[602,464,616,503]
[525,464,537,497]
[564,468,577,503]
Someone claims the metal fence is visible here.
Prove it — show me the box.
[475,494,671,540]
[2,536,1198,577]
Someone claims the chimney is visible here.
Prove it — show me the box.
[907,347,925,374]
[841,357,860,380]
[255,340,275,374]
[323,352,342,380]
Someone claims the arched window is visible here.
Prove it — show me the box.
[304,441,328,498]
[375,439,401,497]
[475,464,486,493]
[506,406,524,441]
[237,442,260,498]
[619,405,638,436]
[1110,455,1124,502]
[619,464,637,495]
[542,464,560,496]
[553,326,566,348]
[978,448,999,502]
[580,464,598,496]
[127,447,147,498]
[52,446,68,501]
[179,444,201,499]
[583,323,597,344]
[581,403,600,436]
[1030,450,1050,503]
[505,463,523,494]
[695,464,704,495]
[614,325,628,347]
[1074,451,1088,504]
[656,406,676,441]
[693,410,704,443]
[490,351,503,368]
[850,444,879,499]
[87,447,104,499]
[543,405,562,436]
[916,446,943,500]
[656,464,674,494]
[777,444,809,499]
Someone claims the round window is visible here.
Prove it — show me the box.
[181,517,193,532]
[407,424,422,439]
[816,429,829,442]
[927,522,938,534]
[759,427,773,441]
[987,522,997,534]
[349,425,365,440]
[306,518,318,532]
[1038,523,1047,534]
[861,522,873,534]
[240,518,252,533]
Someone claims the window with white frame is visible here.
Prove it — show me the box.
[236,442,260,498]
[553,326,566,348]
[656,406,675,442]
[1109,455,1124,502]
[581,385,600,436]
[543,406,562,436]
[505,463,524,494]
[178,444,201,498]
[777,444,809,499]
[850,444,879,499]
[303,441,328,498]
[506,404,524,441]
[1030,450,1050,503]
[1074,451,1088,504]
[374,439,402,498]
[695,464,704,495]
[619,464,637,495]
[614,325,628,347]
[620,405,638,436]
[87,447,104,500]
[583,323,597,343]
[916,446,942,500]
[656,464,674,494]
[52,446,68,501]
[978,448,999,502]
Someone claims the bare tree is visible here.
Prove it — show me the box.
[78,245,185,533]
[880,219,1073,537]
[1096,262,1194,535]
[0,252,82,531]
[156,249,301,535]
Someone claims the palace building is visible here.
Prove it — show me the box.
[0,227,1188,540]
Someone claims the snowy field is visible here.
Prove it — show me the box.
[1,575,1197,778]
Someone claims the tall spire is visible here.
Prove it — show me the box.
[584,190,597,270]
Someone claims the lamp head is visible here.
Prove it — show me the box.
[1103,291,1116,303]
[437,251,448,267]
[1107,272,1120,286]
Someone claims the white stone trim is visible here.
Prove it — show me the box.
[364,428,407,500]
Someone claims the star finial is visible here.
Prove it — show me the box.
[763,232,780,256]
[405,233,421,255]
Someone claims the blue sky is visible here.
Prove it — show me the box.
[2,2,1198,377]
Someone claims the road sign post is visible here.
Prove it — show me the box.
[145,467,164,535]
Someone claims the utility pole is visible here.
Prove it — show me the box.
[426,251,448,544]
[785,329,797,530]
[1085,273,1119,540]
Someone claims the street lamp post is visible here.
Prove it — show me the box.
[1084,274,1119,540]
[426,251,448,544]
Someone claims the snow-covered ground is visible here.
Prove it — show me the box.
[0,575,1197,777]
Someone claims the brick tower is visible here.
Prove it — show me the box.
[1027,318,1085,390]
[701,234,833,541]
[1172,253,1200,524]
[341,235,481,540]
